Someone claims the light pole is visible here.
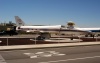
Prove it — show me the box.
[34,32,38,45]
[7,37,8,46]
[34,34,37,45]
[96,35,97,42]
[58,28,61,44]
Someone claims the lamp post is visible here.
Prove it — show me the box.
[7,37,8,46]
[34,36,36,44]
[96,35,97,42]
[58,28,61,44]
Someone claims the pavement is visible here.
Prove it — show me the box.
[0,41,100,51]
[30,38,83,42]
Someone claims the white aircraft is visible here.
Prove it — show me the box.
[15,16,100,37]
[75,27,100,37]
[62,22,100,37]
[15,16,62,33]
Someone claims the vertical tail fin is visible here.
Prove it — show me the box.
[15,16,25,26]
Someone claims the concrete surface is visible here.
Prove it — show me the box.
[0,41,100,51]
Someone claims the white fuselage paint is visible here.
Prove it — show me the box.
[16,25,100,36]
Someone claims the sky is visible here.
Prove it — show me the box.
[0,0,100,27]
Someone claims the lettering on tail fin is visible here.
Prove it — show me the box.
[15,16,25,26]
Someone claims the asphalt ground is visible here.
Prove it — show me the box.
[0,45,100,63]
